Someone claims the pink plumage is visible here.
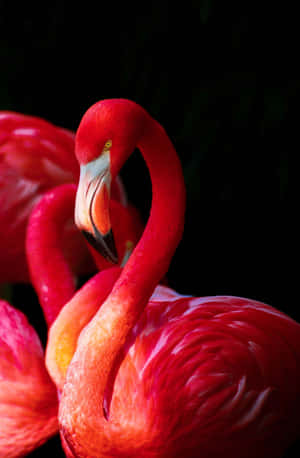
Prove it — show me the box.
[0,300,58,457]
[106,292,300,457]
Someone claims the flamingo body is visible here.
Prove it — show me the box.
[60,292,300,458]
[110,294,300,457]
[0,300,58,457]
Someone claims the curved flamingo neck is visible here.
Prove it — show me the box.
[60,113,186,454]
[26,184,77,327]
[110,117,186,308]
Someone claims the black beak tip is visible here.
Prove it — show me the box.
[102,230,119,264]
[81,229,119,264]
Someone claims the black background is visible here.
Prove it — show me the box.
[0,1,299,456]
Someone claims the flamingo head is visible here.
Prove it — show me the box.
[74,99,148,263]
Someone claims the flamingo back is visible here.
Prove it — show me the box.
[104,293,300,457]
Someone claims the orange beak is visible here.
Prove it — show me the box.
[75,152,118,264]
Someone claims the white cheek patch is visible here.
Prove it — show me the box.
[74,152,111,231]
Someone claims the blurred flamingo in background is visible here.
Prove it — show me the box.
[48,99,300,458]
[0,299,58,457]
[0,111,81,283]
[0,111,141,284]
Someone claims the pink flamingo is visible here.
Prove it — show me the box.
[0,177,141,456]
[0,298,58,457]
[45,99,300,457]
[0,298,59,457]
[0,111,138,283]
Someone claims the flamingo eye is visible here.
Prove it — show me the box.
[103,140,112,152]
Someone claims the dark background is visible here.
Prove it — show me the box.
[0,1,299,456]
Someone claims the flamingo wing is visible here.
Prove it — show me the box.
[107,295,300,457]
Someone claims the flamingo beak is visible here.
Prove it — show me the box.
[74,152,118,264]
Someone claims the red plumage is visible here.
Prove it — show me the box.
[53,99,300,457]
[0,300,58,457]
[105,293,300,457]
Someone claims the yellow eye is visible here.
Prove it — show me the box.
[103,140,112,151]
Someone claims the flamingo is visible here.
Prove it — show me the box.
[45,99,300,458]
[0,110,81,283]
[0,177,141,457]
[0,299,58,457]
[0,111,140,284]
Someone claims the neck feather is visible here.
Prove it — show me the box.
[59,115,186,454]
[26,184,77,327]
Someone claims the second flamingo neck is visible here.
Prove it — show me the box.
[26,184,77,327]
